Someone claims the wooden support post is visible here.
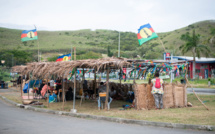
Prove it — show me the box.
[46,80,49,107]
[93,69,97,98]
[120,69,122,88]
[80,68,85,106]
[20,76,23,98]
[105,67,110,110]
[28,73,30,100]
[32,79,37,100]
[185,65,209,110]
[133,69,136,84]
[62,77,65,110]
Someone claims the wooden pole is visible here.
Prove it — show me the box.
[158,37,167,53]
[105,67,110,110]
[119,69,122,88]
[185,65,209,110]
[80,68,85,106]
[93,68,97,98]
[28,73,30,100]
[32,79,37,100]
[132,62,137,109]
[62,77,65,110]
[46,80,49,107]
[20,76,23,98]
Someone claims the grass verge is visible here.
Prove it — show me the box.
[1,89,215,126]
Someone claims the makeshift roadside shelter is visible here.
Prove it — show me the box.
[12,57,131,110]
[12,57,209,111]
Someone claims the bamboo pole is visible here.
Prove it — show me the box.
[185,65,209,110]
[158,37,167,53]
[105,67,110,110]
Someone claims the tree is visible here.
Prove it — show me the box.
[107,46,113,57]
[179,30,210,79]
[209,28,215,44]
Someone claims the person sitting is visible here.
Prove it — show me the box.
[126,91,134,103]
[37,80,46,96]
[109,86,116,99]
[66,87,73,100]
[55,77,62,95]
[41,83,52,99]
[87,86,94,99]
[117,88,127,100]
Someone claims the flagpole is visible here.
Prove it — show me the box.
[34,25,40,62]
[158,37,167,53]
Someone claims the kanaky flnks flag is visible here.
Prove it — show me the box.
[56,54,71,62]
[137,23,158,45]
[21,29,38,42]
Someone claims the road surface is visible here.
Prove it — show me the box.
[0,99,213,134]
[187,88,215,95]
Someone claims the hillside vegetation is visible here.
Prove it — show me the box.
[0,20,215,61]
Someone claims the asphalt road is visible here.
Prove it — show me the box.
[0,99,213,134]
[187,88,215,95]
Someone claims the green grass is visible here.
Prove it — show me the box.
[0,20,215,60]
[1,88,215,126]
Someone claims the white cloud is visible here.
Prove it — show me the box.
[0,0,214,33]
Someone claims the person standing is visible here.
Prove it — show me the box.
[151,72,164,109]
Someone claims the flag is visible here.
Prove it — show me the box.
[137,23,158,45]
[56,54,71,62]
[21,29,38,42]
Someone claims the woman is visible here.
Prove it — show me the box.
[41,83,52,99]
[151,72,164,109]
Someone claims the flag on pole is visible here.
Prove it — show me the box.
[21,29,38,42]
[56,54,71,62]
[137,23,158,45]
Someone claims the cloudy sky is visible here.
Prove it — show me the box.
[0,0,214,33]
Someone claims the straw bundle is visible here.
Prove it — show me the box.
[146,84,155,109]
[134,84,147,110]
[174,84,186,107]
[163,83,175,108]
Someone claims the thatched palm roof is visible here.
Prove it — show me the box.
[12,57,131,79]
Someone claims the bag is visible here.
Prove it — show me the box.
[49,94,57,103]
[23,83,29,93]
[155,78,161,88]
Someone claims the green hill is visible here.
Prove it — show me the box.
[0,20,215,61]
